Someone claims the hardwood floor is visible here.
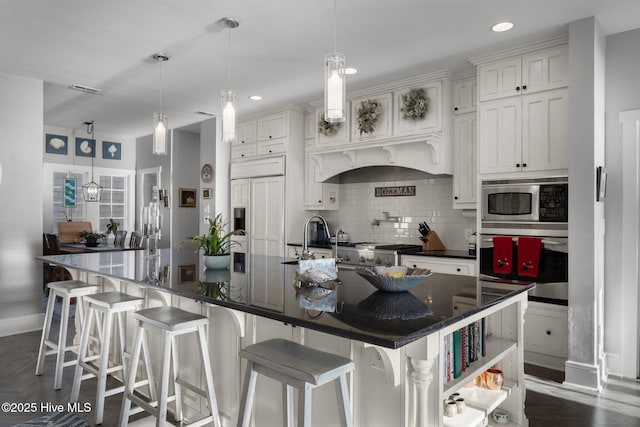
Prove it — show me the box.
[2,300,640,426]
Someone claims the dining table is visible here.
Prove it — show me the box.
[58,242,144,254]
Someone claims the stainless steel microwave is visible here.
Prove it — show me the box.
[481,177,568,235]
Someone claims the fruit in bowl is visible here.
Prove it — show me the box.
[355,266,432,292]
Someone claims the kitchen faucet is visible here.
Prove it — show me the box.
[302,215,339,261]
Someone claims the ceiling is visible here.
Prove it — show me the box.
[1,0,639,138]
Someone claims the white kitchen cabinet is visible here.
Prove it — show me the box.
[393,82,443,136]
[478,45,568,102]
[452,112,477,209]
[304,154,339,210]
[258,112,288,141]
[478,88,567,174]
[524,301,568,370]
[236,120,258,145]
[350,93,392,141]
[402,255,476,276]
[452,77,477,115]
[304,112,316,141]
[231,143,257,160]
[316,107,350,148]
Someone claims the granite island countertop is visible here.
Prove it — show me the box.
[38,249,533,349]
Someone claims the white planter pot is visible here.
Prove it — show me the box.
[203,254,230,270]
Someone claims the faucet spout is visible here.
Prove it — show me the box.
[302,215,334,260]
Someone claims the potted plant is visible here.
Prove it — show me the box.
[184,213,236,269]
[77,230,106,247]
[105,218,120,236]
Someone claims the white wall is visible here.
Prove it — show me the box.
[0,72,45,336]
[603,27,640,377]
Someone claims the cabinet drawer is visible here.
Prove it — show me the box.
[401,256,476,276]
[257,139,286,156]
[231,144,257,160]
[524,302,568,358]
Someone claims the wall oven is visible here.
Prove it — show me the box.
[481,176,568,237]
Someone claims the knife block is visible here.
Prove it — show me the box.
[422,231,446,251]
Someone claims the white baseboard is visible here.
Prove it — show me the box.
[564,359,604,391]
[525,350,567,371]
[0,313,44,337]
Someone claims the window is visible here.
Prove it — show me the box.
[99,175,127,232]
[52,171,85,233]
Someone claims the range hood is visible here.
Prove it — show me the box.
[309,133,452,182]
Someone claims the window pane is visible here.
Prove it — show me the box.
[112,191,125,204]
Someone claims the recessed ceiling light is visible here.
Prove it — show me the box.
[344,67,358,75]
[249,95,263,101]
[491,22,514,32]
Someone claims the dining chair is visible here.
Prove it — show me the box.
[113,230,127,247]
[42,234,70,286]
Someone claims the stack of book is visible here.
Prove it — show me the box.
[443,318,486,383]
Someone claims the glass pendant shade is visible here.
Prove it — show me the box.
[82,180,102,202]
[324,52,346,123]
[153,112,168,155]
[221,89,237,143]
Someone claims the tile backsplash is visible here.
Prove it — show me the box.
[321,177,476,250]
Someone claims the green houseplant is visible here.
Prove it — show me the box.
[105,218,120,236]
[77,230,106,247]
[185,213,235,269]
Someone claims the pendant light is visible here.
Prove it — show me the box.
[81,121,102,202]
[324,0,346,123]
[152,53,169,155]
[221,18,239,143]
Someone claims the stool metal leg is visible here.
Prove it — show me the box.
[170,335,183,422]
[297,382,312,427]
[157,331,173,427]
[54,294,71,389]
[35,290,57,375]
[283,384,294,427]
[70,306,95,402]
[119,320,144,427]
[95,309,114,425]
[197,324,221,427]
[336,374,353,427]
[237,361,258,427]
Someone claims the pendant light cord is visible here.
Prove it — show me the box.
[86,121,95,181]
[333,0,337,53]
[159,59,163,112]
[227,24,232,87]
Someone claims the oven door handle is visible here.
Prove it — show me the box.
[482,237,560,245]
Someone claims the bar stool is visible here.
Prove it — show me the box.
[70,291,150,425]
[237,338,355,427]
[119,306,221,427]
[35,279,99,390]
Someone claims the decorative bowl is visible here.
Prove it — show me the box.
[355,266,432,292]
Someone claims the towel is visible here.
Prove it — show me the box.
[492,236,513,274]
[518,237,542,277]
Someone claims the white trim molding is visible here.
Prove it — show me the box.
[0,313,45,337]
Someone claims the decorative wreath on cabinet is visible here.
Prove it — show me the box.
[400,88,429,121]
[318,113,342,137]
[356,99,382,135]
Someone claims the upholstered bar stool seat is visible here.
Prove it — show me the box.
[70,291,148,425]
[36,279,99,390]
[119,306,221,427]
[237,338,355,427]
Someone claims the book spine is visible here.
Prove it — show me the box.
[481,317,487,357]
[461,326,467,372]
[453,330,462,378]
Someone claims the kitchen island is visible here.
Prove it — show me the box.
[38,249,533,427]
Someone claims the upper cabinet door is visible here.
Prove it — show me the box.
[236,121,257,145]
[258,112,288,141]
[350,93,392,141]
[478,97,522,174]
[453,78,477,115]
[521,46,569,94]
[393,82,442,136]
[478,58,522,101]
[316,107,350,148]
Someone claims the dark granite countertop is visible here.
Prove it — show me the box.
[38,250,533,349]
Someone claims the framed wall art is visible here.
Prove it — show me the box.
[179,188,197,207]
[202,188,212,199]
[597,166,607,201]
[45,134,68,155]
[102,141,121,160]
[75,137,96,157]
[178,264,196,284]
